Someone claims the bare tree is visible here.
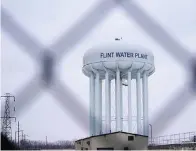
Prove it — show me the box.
[19,139,74,150]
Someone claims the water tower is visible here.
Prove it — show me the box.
[82,41,155,137]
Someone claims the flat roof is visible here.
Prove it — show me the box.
[75,131,148,142]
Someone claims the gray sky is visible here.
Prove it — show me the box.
[1,0,196,142]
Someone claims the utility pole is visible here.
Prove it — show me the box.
[16,122,24,147]
[15,131,17,144]
[1,93,16,140]
[21,130,24,140]
[18,121,20,147]
[46,136,48,147]
[15,129,24,149]
[23,134,29,141]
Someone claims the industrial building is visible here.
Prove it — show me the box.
[75,131,148,150]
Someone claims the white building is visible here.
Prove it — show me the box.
[75,131,148,150]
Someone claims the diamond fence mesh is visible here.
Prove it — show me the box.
[1,0,196,148]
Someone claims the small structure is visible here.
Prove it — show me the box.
[75,131,148,150]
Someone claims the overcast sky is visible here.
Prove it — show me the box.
[1,0,196,142]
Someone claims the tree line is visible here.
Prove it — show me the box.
[1,133,75,150]
[20,139,75,150]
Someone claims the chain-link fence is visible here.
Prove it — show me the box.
[1,0,196,148]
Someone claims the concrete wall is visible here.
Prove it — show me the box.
[75,137,91,150]
[75,133,148,150]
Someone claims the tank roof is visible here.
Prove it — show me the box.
[84,42,153,58]
[82,42,155,79]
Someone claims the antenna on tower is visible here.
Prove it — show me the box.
[1,93,16,140]
[115,37,122,41]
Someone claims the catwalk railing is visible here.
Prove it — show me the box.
[149,131,196,145]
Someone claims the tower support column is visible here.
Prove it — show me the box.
[108,79,111,132]
[105,71,111,133]
[120,78,123,131]
[99,79,102,134]
[143,71,148,136]
[89,72,95,136]
[95,72,101,135]
[136,71,141,134]
[128,71,132,133]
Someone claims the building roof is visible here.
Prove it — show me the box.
[75,131,148,142]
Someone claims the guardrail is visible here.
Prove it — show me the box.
[149,131,196,145]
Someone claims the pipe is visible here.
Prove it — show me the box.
[149,124,153,143]
[116,68,121,131]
